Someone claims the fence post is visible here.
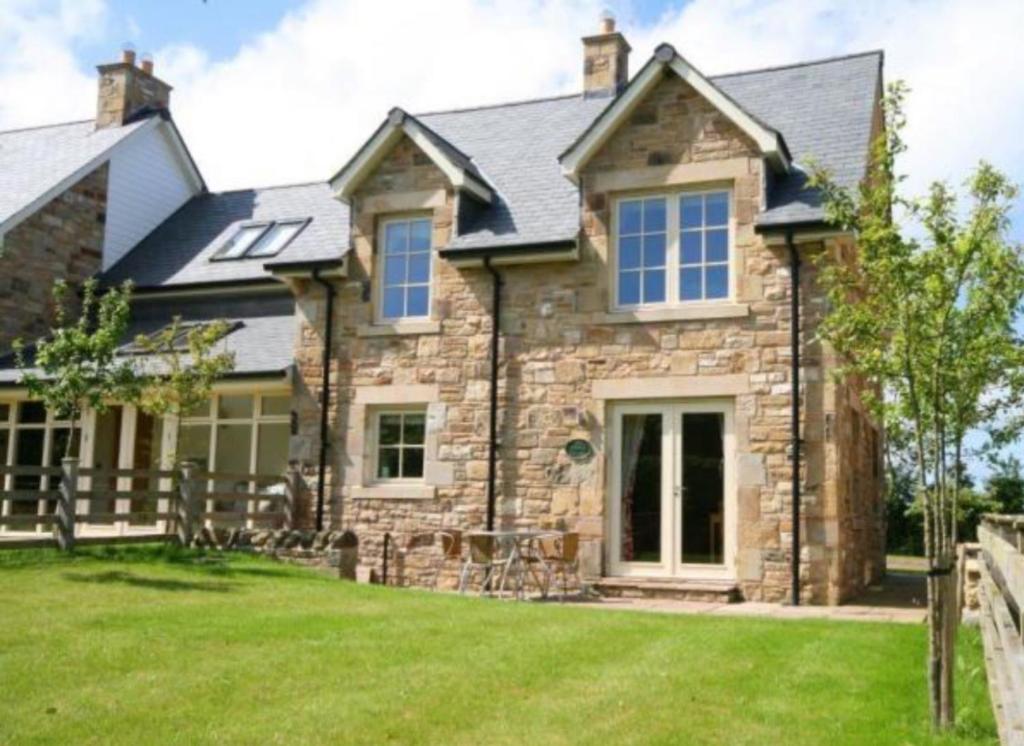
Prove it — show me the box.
[284,463,301,531]
[56,457,78,551]
[177,461,197,547]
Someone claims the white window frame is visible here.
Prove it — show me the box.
[376,215,433,323]
[212,218,310,261]
[611,187,734,310]
[368,406,427,484]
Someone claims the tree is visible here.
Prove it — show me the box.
[132,316,235,465]
[809,82,1024,729]
[13,279,138,458]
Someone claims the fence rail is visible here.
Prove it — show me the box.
[977,515,1024,746]
[0,459,302,551]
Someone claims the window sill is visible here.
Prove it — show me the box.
[598,303,749,324]
[357,320,441,337]
[349,484,436,500]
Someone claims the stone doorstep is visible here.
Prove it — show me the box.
[594,576,742,603]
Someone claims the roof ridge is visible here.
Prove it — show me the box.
[710,49,884,79]
[205,179,328,196]
[416,91,582,118]
[0,118,93,136]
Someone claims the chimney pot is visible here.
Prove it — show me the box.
[140,53,154,75]
[121,42,136,66]
[599,11,615,34]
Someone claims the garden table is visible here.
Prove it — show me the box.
[464,529,561,599]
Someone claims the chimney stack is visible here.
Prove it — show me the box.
[95,44,172,129]
[582,11,630,98]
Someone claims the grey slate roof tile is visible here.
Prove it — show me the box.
[101,182,349,288]
[96,49,880,284]
[0,118,149,230]
[0,293,297,383]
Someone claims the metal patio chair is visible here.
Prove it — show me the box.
[431,529,463,590]
[538,532,581,600]
[458,534,504,596]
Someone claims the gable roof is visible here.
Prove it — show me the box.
[408,49,880,254]
[560,43,792,180]
[330,108,494,204]
[0,114,204,237]
[101,181,348,290]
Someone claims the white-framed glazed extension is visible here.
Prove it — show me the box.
[0,381,293,536]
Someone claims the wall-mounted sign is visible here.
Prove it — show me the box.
[565,438,594,463]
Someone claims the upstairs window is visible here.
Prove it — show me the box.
[380,217,432,320]
[213,219,309,261]
[614,189,731,308]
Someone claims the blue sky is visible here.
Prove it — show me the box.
[2,0,1022,476]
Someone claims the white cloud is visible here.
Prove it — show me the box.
[3,0,1023,209]
[0,0,106,127]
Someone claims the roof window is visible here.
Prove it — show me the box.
[212,219,309,261]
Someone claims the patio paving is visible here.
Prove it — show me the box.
[572,572,928,624]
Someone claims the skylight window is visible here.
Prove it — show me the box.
[212,219,309,261]
[121,321,241,355]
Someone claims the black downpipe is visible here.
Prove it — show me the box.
[787,230,802,605]
[312,269,335,532]
[483,258,503,531]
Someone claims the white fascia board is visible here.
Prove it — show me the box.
[666,55,790,172]
[0,117,162,236]
[560,61,664,183]
[332,117,492,204]
[561,52,790,181]
[158,118,205,193]
[331,122,405,201]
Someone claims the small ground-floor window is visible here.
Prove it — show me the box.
[0,401,81,517]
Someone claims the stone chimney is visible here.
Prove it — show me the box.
[96,45,172,128]
[582,12,631,98]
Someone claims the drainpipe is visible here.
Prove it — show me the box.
[312,268,335,532]
[787,229,802,605]
[483,257,503,531]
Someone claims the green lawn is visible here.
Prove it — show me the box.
[0,546,997,745]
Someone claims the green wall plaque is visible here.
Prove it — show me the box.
[565,438,594,462]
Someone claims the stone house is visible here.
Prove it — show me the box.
[0,19,887,603]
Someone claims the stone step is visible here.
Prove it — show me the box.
[594,576,742,603]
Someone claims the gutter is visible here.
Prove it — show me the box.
[438,238,577,263]
[787,229,802,605]
[483,257,503,531]
[312,267,336,532]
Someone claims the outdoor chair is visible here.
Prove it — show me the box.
[431,529,462,590]
[458,534,504,596]
[538,532,582,600]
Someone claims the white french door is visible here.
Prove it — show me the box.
[608,400,735,579]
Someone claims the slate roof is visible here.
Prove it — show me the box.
[0,118,150,233]
[96,49,880,284]
[102,181,348,289]
[421,49,881,249]
[0,292,296,384]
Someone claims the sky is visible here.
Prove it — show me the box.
[2,0,1022,474]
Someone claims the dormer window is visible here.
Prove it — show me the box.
[613,189,732,308]
[212,219,309,261]
[379,217,432,320]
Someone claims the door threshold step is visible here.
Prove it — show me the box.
[594,577,742,603]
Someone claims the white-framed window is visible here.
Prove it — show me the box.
[370,408,426,481]
[212,219,309,261]
[0,401,80,512]
[614,188,732,308]
[178,392,292,498]
[379,216,432,321]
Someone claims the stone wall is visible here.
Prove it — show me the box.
[0,164,108,352]
[290,75,885,602]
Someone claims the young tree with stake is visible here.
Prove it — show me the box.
[809,82,1024,728]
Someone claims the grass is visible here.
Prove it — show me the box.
[0,546,997,745]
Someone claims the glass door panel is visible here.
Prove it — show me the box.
[619,413,663,564]
[680,412,725,565]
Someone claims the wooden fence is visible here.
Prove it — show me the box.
[977,514,1024,746]
[0,459,301,551]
